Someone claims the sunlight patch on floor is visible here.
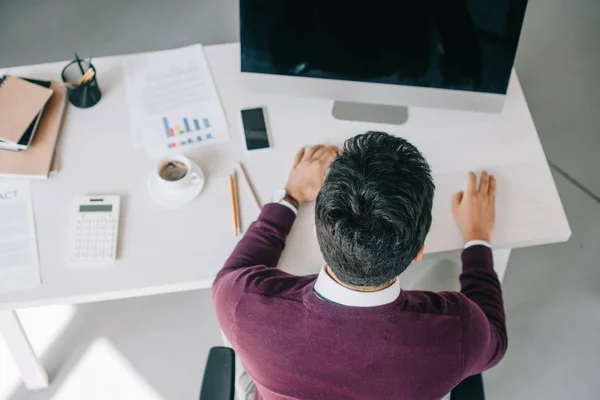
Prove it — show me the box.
[0,305,76,399]
[51,338,163,400]
[16,305,77,360]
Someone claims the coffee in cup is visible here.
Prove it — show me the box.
[158,160,188,182]
[148,154,205,206]
[154,154,202,194]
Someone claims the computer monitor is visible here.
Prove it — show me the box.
[240,1,529,120]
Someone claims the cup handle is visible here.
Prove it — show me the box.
[189,172,201,184]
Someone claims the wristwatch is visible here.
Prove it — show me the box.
[272,188,300,210]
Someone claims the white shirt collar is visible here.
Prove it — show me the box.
[313,266,401,307]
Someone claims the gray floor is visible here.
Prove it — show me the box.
[4,290,223,400]
[1,0,600,399]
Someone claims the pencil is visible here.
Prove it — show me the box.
[232,171,242,235]
[74,52,85,74]
[229,174,239,236]
[80,69,95,84]
[238,162,262,210]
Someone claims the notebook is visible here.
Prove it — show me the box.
[0,81,67,179]
[0,79,52,151]
[0,111,43,151]
[0,76,53,144]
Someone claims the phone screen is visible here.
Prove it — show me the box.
[241,108,270,150]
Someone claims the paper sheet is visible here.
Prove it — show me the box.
[0,180,41,293]
[124,44,229,158]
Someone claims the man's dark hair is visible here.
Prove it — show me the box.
[315,131,435,287]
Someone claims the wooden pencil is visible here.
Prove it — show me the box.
[229,174,239,236]
[80,69,95,84]
[232,171,242,235]
[238,162,262,210]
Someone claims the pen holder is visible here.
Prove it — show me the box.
[61,59,101,108]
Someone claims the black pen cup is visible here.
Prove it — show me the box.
[61,60,101,108]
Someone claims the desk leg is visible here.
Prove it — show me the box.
[0,311,49,390]
[492,248,512,283]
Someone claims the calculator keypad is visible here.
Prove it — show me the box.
[69,212,119,264]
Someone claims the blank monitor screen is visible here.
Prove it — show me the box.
[240,1,529,95]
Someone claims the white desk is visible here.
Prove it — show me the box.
[0,43,570,389]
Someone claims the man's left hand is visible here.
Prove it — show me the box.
[285,145,339,204]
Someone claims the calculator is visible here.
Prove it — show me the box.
[68,195,120,264]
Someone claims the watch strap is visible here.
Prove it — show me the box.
[283,193,300,210]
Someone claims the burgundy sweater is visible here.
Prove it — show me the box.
[212,204,507,400]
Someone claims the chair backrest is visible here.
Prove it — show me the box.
[451,374,485,400]
[199,346,485,400]
[199,347,236,400]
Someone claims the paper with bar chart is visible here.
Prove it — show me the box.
[124,44,229,158]
[162,116,215,149]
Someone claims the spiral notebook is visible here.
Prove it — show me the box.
[0,75,53,144]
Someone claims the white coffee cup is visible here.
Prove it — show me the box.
[154,154,201,194]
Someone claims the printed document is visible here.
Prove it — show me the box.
[124,44,229,158]
[0,180,41,293]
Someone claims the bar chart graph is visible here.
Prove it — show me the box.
[162,116,212,137]
[162,116,214,149]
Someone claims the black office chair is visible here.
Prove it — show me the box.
[199,347,485,400]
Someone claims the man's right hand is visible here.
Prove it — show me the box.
[452,171,496,244]
[285,145,339,205]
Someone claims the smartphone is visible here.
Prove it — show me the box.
[241,107,271,151]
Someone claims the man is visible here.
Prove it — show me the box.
[213,131,506,399]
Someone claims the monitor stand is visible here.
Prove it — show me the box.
[332,101,409,125]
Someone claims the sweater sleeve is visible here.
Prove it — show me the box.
[220,203,296,273]
[212,203,297,340]
[459,245,508,378]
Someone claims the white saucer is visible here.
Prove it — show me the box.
[147,163,205,208]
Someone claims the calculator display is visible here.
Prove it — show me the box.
[80,205,112,212]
